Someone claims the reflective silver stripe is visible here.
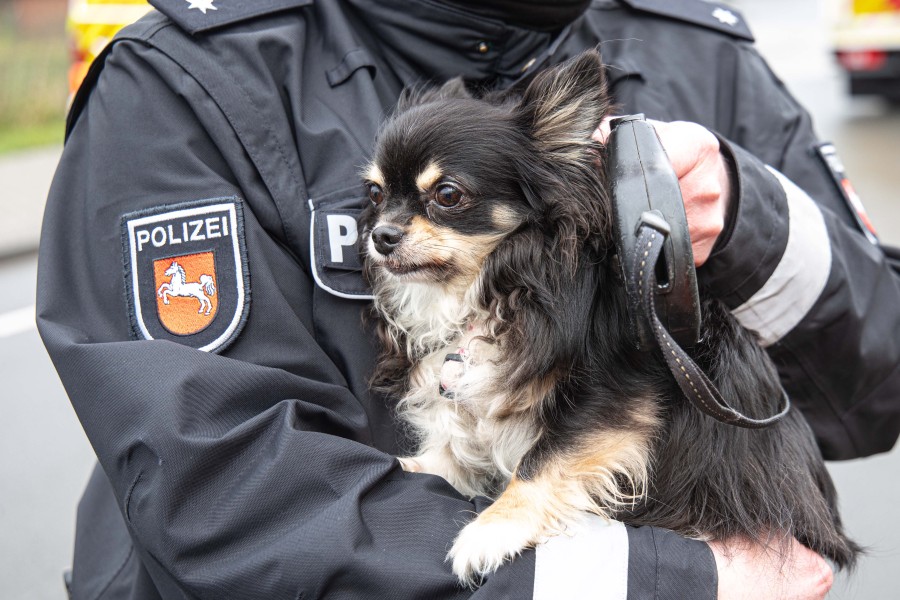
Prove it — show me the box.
[533,516,628,600]
[732,168,832,347]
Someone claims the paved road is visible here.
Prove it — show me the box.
[1,1,899,598]
[736,1,900,594]
[0,254,96,600]
[0,147,61,258]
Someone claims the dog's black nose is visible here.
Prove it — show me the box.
[371,225,405,255]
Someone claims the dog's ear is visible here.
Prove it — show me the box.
[397,77,472,112]
[517,49,609,155]
[512,50,612,267]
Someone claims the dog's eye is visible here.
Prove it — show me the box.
[434,184,463,208]
[367,183,384,206]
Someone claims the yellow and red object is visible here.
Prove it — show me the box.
[67,0,151,96]
[830,0,900,96]
[832,0,900,51]
[852,0,900,15]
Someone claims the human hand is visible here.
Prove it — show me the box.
[593,118,732,266]
[708,535,834,600]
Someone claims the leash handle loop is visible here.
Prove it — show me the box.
[635,217,791,429]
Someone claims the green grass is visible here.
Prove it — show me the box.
[0,16,69,155]
[0,118,65,154]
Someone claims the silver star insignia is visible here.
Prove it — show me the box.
[186,0,217,15]
[712,8,739,27]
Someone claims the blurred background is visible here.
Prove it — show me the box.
[0,0,66,156]
[0,0,897,598]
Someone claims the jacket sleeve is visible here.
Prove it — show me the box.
[37,36,716,599]
[699,44,900,460]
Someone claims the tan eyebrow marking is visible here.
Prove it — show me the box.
[364,163,385,187]
[408,215,439,239]
[415,162,443,192]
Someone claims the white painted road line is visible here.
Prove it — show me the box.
[0,305,36,338]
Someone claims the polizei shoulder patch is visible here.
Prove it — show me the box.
[122,197,250,352]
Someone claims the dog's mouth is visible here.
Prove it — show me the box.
[381,259,446,279]
[368,251,453,281]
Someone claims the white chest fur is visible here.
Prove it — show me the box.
[376,280,541,498]
[401,337,541,498]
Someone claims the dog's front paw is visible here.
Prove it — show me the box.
[448,515,536,587]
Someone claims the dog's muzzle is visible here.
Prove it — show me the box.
[371,225,405,255]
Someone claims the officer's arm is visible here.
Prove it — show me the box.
[37,36,716,599]
[696,43,900,461]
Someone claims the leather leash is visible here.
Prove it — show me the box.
[632,213,791,428]
[609,115,789,428]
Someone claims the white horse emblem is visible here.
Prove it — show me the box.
[156,261,216,316]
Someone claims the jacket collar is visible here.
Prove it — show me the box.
[342,0,563,87]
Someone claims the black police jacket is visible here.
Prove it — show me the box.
[37,0,900,598]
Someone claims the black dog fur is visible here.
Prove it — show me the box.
[359,49,859,584]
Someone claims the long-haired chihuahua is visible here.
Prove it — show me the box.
[359,50,858,585]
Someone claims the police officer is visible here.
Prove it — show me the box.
[38,1,900,598]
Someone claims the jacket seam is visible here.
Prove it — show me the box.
[776,338,861,456]
[137,34,302,254]
[840,357,900,450]
[123,471,144,523]
[719,221,780,305]
[651,527,660,600]
[91,544,135,600]
[713,167,785,304]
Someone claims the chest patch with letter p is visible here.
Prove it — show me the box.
[309,194,373,300]
[122,197,250,352]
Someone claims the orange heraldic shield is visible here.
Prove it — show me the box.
[154,252,218,335]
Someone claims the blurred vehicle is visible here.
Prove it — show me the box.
[67,0,151,97]
[832,0,900,99]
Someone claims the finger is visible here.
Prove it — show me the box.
[647,119,718,179]
[787,540,834,598]
[591,116,615,144]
